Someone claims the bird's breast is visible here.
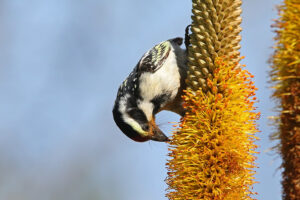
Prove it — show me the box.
[138,50,181,102]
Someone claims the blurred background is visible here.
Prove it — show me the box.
[0,0,283,199]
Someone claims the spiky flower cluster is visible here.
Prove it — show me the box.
[270,1,300,199]
[166,0,259,199]
[166,59,259,200]
[186,0,242,92]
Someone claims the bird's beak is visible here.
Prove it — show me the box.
[148,118,169,142]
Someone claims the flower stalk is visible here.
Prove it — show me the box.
[166,0,259,199]
[270,1,300,199]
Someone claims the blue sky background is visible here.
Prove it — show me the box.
[0,0,283,199]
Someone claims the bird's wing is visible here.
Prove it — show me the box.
[137,41,171,73]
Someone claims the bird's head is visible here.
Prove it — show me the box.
[113,105,169,142]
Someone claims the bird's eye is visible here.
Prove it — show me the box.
[142,124,149,131]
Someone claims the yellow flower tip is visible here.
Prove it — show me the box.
[166,58,259,200]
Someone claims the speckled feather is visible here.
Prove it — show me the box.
[117,41,172,100]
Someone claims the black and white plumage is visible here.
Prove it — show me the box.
[113,37,187,142]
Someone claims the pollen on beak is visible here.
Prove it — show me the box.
[148,118,169,142]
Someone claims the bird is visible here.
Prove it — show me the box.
[112,36,188,142]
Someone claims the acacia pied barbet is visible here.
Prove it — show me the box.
[113,37,188,142]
